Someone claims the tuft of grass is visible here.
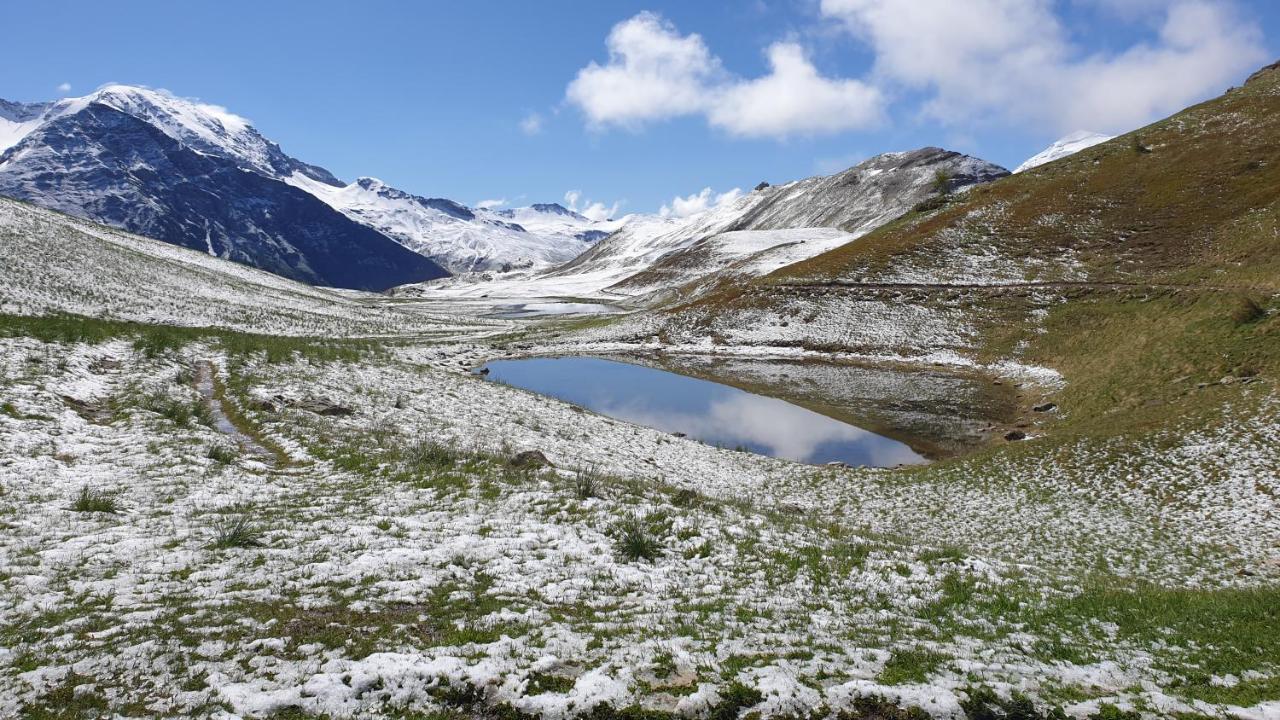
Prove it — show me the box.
[209,510,265,549]
[139,394,211,427]
[878,647,948,685]
[615,514,662,562]
[70,486,119,513]
[709,681,764,720]
[1230,294,1267,325]
[206,444,238,464]
[573,466,602,499]
[402,439,461,473]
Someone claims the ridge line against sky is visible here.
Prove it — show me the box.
[2,0,1276,218]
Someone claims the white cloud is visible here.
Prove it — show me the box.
[819,0,1266,134]
[519,112,543,135]
[56,82,72,94]
[566,12,720,129]
[475,198,507,210]
[659,186,743,218]
[564,190,622,221]
[707,43,883,137]
[566,12,881,138]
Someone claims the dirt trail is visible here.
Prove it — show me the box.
[193,361,277,465]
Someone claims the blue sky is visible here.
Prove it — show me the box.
[3,1,1277,217]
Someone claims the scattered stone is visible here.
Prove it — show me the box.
[477,367,490,376]
[60,395,110,422]
[90,357,121,373]
[1032,402,1057,413]
[1004,430,1027,441]
[510,450,550,468]
[296,399,354,416]
[672,432,687,438]
[826,461,851,469]
[253,398,282,413]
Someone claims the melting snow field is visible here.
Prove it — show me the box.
[2,332,1277,719]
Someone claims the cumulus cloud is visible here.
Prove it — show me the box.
[56,82,72,94]
[819,0,1266,134]
[707,43,883,137]
[566,12,721,129]
[566,12,882,138]
[659,186,743,218]
[475,198,507,210]
[564,190,622,221]
[519,112,543,135]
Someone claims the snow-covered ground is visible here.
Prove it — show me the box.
[1,332,1276,719]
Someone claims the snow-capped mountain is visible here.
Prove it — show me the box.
[0,86,444,290]
[0,84,613,286]
[288,173,617,274]
[563,147,1009,293]
[1014,131,1113,173]
[416,147,1009,303]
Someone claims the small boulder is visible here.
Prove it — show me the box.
[510,450,551,468]
[1032,402,1057,413]
[253,398,282,413]
[297,399,354,417]
[1004,430,1027,441]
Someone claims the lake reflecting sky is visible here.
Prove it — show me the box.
[482,356,924,467]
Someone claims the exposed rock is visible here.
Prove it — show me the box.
[1032,403,1057,413]
[510,450,551,468]
[296,399,354,416]
[1245,59,1280,85]
[1004,430,1026,441]
[60,395,110,422]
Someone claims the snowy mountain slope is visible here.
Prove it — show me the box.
[412,147,1007,303]
[1014,131,1113,172]
[0,84,608,283]
[606,148,1008,296]
[0,99,52,153]
[0,195,488,337]
[619,228,857,303]
[289,173,615,273]
[0,102,444,291]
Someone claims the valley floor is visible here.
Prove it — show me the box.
[2,306,1278,719]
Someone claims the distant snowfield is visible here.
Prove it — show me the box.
[404,148,1009,309]
[1014,131,1114,172]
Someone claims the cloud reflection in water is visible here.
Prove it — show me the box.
[482,356,925,468]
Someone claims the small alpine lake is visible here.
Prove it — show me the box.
[480,356,933,468]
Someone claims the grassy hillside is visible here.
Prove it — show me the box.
[650,63,1280,443]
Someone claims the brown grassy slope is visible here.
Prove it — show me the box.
[772,66,1280,290]
[659,64,1280,441]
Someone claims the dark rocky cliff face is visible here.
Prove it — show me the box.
[0,103,445,291]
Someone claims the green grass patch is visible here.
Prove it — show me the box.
[69,485,119,513]
[0,312,379,363]
[879,647,948,685]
